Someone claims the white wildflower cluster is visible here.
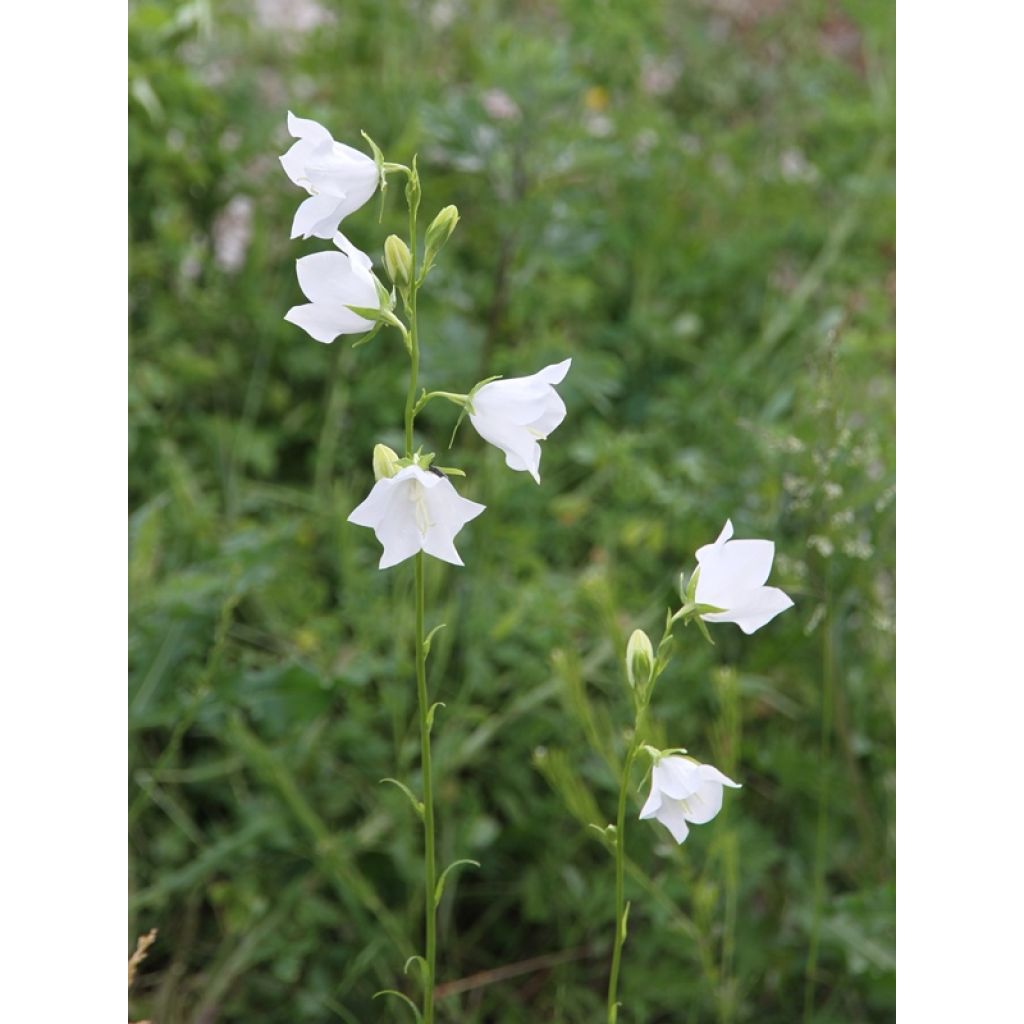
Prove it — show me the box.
[280,113,571,568]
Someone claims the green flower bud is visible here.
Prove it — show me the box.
[372,443,401,481]
[383,235,413,290]
[625,628,655,691]
[422,205,460,275]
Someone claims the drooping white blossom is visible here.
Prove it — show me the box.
[639,755,741,845]
[694,520,794,634]
[280,112,379,239]
[284,233,379,343]
[468,359,571,483]
[347,465,486,570]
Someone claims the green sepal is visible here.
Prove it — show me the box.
[434,858,480,909]
[360,130,388,222]
[345,304,405,334]
[351,320,384,349]
[379,778,424,820]
[685,565,701,604]
[695,615,716,646]
[435,466,465,477]
[372,990,422,1023]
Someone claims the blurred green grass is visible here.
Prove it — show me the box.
[129,1,895,1021]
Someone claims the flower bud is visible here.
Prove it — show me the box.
[383,234,413,290]
[372,443,401,481]
[423,205,460,270]
[625,628,655,691]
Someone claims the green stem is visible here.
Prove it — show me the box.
[607,729,642,1023]
[415,551,437,1024]
[400,169,436,1024]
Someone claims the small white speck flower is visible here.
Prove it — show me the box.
[347,465,486,570]
[695,520,794,634]
[639,755,741,845]
[280,112,378,239]
[469,359,571,483]
[284,233,378,343]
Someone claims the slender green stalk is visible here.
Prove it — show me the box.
[398,167,437,1024]
[414,551,437,1024]
[607,736,640,1023]
[803,588,835,1023]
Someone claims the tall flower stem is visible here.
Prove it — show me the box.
[398,165,437,1024]
[607,733,641,1024]
[414,550,437,1024]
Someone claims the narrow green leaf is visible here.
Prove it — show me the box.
[379,778,424,820]
[434,858,480,908]
[434,466,465,477]
[423,623,447,658]
[425,701,446,732]
[372,990,422,1023]
[403,955,429,983]
[620,900,631,942]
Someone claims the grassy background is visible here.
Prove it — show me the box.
[128,0,895,1021]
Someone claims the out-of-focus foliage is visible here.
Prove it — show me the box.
[129,0,894,1021]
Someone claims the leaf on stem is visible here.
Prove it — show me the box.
[403,955,429,984]
[423,623,447,659]
[425,701,446,732]
[379,778,425,820]
[433,858,481,909]
[372,990,422,1023]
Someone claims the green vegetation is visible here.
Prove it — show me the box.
[129,1,895,1021]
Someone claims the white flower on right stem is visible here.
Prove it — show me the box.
[284,233,379,343]
[279,112,379,239]
[639,755,741,845]
[468,359,571,483]
[694,519,794,634]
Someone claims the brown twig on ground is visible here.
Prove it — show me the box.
[434,945,592,1000]
[128,927,158,995]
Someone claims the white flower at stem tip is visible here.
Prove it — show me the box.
[347,465,486,570]
[639,755,741,845]
[469,359,572,483]
[280,112,379,239]
[284,233,379,344]
[694,519,794,634]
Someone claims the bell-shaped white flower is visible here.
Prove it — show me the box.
[280,112,379,239]
[468,359,571,483]
[694,519,794,635]
[639,755,741,845]
[347,465,486,570]
[284,233,379,343]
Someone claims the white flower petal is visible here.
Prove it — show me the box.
[287,111,331,143]
[696,539,775,606]
[653,757,702,799]
[468,358,571,483]
[295,251,352,304]
[536,358,572,385]
[705,586,794,634]
[291,194,343,239]
[653,799,690,844]
[698,764,742,789]
[347,466,485,570]
[639,782,663,819]
[680,781,725,825]
[347,478,396,527]
[284,302,353,344]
